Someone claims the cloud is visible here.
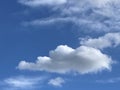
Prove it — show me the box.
[18,45,113,74]
[96,77,120,83]
[18,0,120,32]
[48,77,65,87]
[23,16,108,31]
[80,32,120,49]
[18,0,67,7]
[23,17,76,26]
[17,0,118,76]
[3,76,45,89]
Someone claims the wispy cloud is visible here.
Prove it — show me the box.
[96,77,120,83]
[23,17,77,26]
[18,0,67,7]
[18,0,120,32]
[48,77,65,87]
[2,76,46,90]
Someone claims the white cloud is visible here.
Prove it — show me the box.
[96,77,120,83]
[18,0,120,8]
[23,17,76,26]
[4,76,44,89]
[80,32,120,49]
[17,0,118,76]
[19,0,120,32]
[18,0,67,7]
[48,77,65,87]
[18,45,113,74]
[23,16,111,32]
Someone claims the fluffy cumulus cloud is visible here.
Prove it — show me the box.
[18,45,113,74]
[3,76,44,89]
[80,32,120,49]
[19,0,120,32]
[48,77,65,87]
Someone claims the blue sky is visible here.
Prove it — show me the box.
[0,0,120,90]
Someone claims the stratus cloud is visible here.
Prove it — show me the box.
[4,76,44,89]
[80,33,120,49]
[18,45,113,74]
[48,77,65,87]
[18,0,67,7]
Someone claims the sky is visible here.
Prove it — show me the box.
[0,0,120,90]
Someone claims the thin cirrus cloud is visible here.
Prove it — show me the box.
[18,45,113,74]
[23,17,108,32]
[23,17,76,26]
[18,0,67,7]
[2,76,45,89]
[18,0,120,32]
[80,32,120,49]
[48,77,65,87]
[96,77,120,83]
